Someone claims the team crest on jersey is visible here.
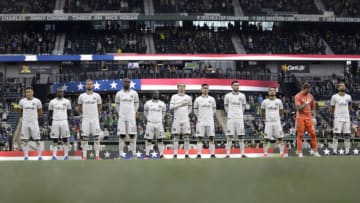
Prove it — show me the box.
[32,102,36,106]
[158,105,161,108]
[334,128,338,131]
[92,97,96,100]
[63,103,66,106]
[173,128,176,131]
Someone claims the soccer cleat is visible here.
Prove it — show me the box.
[64,156,69,160]
[185,154,190,159]
[263,154,268,158]
[159,155,164,159]
[173,154,177,159]
[210,154,216,158]
[24,157,29,160]
[144,155,150,160]
[38,157,43,161]
[241,154,247,158]
[82,156,87,160]
[298,153,303,158]
[225,155,230,158]
[196,154,201,159]
[95,156,102,160]
[51,156,57,160]
[313,152,321,157]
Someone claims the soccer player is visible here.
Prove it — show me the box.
[295,82,321,157]
[169,83,192,159]
[115,78,139,159]
[48,87,72,160]
[19,86,43,160]
[224,81,247,158]
[144,91,167,159]
[77,79,102,160]
[330,81,352,155]
[194,84,216,159]
[260,87,286,157]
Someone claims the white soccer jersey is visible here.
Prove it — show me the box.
[224,92,246,119]
[144,100,166,123]
[78,92,102,119]
[170,93,192,122]
[261,98,284,122]
[115,89,139,120]
[19,98,42,122]
[194,95,216,126]
[331,93,352,121]
[48,98,71,121]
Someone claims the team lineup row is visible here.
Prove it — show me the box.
[18,79,352,160]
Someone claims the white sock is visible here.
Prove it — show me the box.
[119,138,124,156]
[210,142,215,155]
[226,138,232,155]
[197,142,202,155]
[278,143,284,154]
[173,137,179,155]
[184,138,190,155]
[94,140,100,157]
[344,138,351,153]
[332,138,338,153]
[52,144,58,157]
[130,138,136,154]
[63,143,69,157]
[158,142,164,156]
[81,141,88,158]
[263,142,269,155]
[239,140,245,155]
[22,141,29,157]
[37,142,42,158]
[145,141,151,156]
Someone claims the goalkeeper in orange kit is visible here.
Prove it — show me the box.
[294,82,321,158]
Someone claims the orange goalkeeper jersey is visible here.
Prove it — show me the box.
[295,91,315,119]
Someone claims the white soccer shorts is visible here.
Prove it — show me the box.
[226,119,245,137]
[50,120,70,139]
[21,121,40,140]
[144,122,165,140]
[171,120,191,135]
[264,120,284,140]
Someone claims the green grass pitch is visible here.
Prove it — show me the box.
[0,157,359,203]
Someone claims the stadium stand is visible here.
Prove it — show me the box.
[0,0,55,13]
[154,0,234,14]
[63,0,144,13]
[240,23,326,54]
[154,25,236,54]
[240,0,321,15]
[322,0,360,17]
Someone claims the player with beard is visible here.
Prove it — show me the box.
[224,81,247,158]
[260,87,286,157]
[77,79,102,160]
[144,91,167,159]
[115,78,139,159]
[48,87,72,160]
[330,81,352,155]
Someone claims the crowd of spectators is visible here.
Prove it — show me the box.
[50,63,277,83]
[0,0,55,13]
[155,0,233,14]
[240,0,320,15]
[323,29,360,54]
[240,23,326,54]
[64,0,143,13]
[155,25,235,54]
[323,0,360,17]
[64,30,146,54]
[0,28,56,55]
